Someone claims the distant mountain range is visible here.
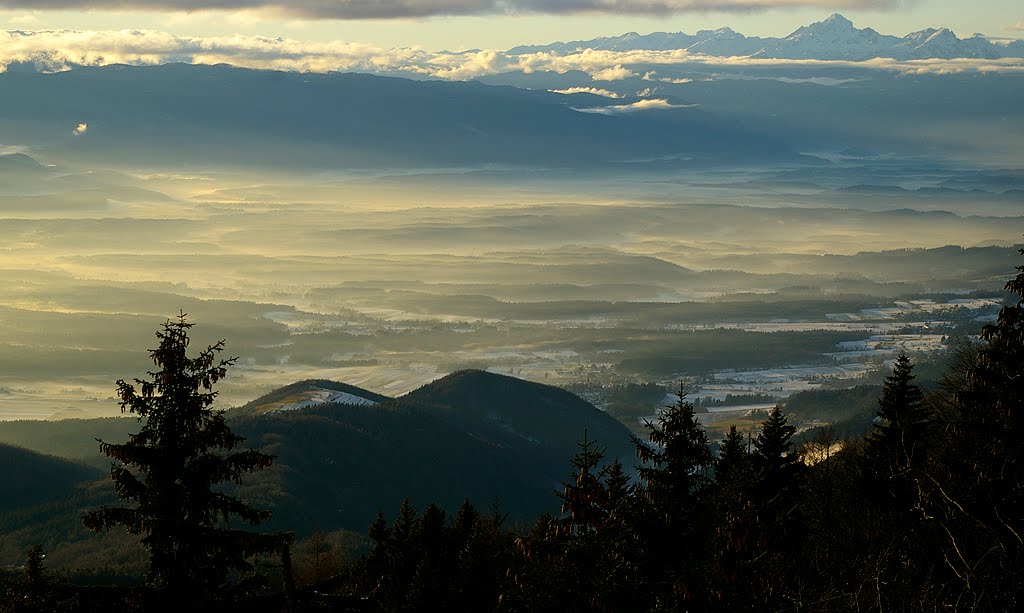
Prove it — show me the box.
[509,13,1024,61]
[0,63,795,169]
[2,16,1021,171]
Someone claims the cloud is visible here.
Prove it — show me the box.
[1009,22,1024,32]
[2,29,1023,79]
[0,1,908,20]
[590,64,635,81]
[573,98,695,114]
[72,122,88,135]
[0,29,434,74]
[550,86,621,98]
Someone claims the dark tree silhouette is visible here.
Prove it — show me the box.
[752,406,801,534]
[753,406,798,476]
[633,384,715,606]
[925,246,1024,608]
[635,384,714,513]
[716,425,752,487]
[867,354,930,509]
[874,355,929,454]
[82,315,285,609]
[559,433,608,534]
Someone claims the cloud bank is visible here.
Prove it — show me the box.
[550,87,621,98]
[574,98,695,114]
[3,29,1023,79]
[0,0,905,19]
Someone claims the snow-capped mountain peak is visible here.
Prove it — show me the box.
[819,13,855,30]
[502,13,1018,61]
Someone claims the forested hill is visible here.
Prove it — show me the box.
[229,370,636,533]
[403,369,636,462]
[0,444,101,512]
[0,370,636,568]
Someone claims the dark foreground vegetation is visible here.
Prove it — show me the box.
[2,250,1023,612]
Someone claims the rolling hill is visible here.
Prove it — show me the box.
[0,370,636,568]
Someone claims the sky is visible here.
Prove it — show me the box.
[1,1,1022,52]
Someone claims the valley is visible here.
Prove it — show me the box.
[1,148,1018,440]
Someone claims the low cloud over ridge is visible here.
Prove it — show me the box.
[0,0,905,19]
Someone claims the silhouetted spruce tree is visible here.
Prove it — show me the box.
[368,510,390,554]
[710,426,758,609]
[559,433,609,534]
[749,406,802,607]
[636,384,715,518]
[602,459,631,512]
[511,435,610,611]
[449,498,499,611]
[753,407,798,479]
[716,426,752,488]
[845,357,934,612]
[633,384,715,607]
[868,354,930,489]
[560,435,646,611]
[752,407,801,530]
[82,315,283,610]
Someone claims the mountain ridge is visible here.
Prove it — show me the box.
[0,63,794,169]
[507,13,1024,61]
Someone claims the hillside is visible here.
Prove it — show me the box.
[0,370,635,564]
[0,418,138,470]
[229,370,635,533]
[404,369,636,463]
[0,443,101,512]
[232,379,390,417]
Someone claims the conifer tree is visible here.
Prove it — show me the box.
[369,510,391,553]
[633,384,715,606]
[600,459,632,517]
[873,355,929,466]
[753,406,798,476]
[752,407,801,516]
[750,405,802,600]
[927,246,1024,607]
[867,354,930,512]
[559,433,608,533]
[710,426,758,609]
[716,425,752,487]
[82,315,282,608]
[635,384,714,512]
